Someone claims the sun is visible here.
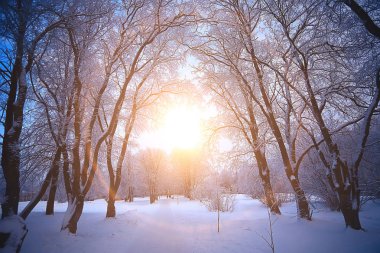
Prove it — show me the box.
[161,106,202,150]
[138,104,205,152]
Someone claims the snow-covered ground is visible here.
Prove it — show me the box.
[20,195,380,253]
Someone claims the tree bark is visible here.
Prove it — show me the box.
[259,165,281,214]
[290,176,311,219]
[338,191,362,229]
[334,162,362,229]
[106,185,116,218]
[61,196,84,234]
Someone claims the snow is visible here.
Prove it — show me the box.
[0,215,27,253]
[17,195,380,253]
[344,178,351,190]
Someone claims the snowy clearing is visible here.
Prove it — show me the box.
[21,195,380,253]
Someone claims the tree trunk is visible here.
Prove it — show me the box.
[1,139,21,218]
[261,175,281,214]
[335,165,362,230]
[61,196,84,234]
[290,176,311,220]
[149,186,157,204]
[126,186,134,202]
[338,190,362,229]
[184,175,192,200]
[255,151,281,214]
[150,194,155,204]
[245,101,281,215]
[46,148,62,215]
[106,185,116,218]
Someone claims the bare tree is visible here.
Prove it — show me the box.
[201,70,281,214]
[0,0,65,250]
[191,0,311,218]
[59,0,195,233]
[263,0,380,229]
[139,148,167,204]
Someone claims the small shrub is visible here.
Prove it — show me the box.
[201,191,236,212]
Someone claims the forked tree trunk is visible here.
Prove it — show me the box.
[46,148,62,215]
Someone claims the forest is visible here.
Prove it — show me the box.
[0,0,379,252]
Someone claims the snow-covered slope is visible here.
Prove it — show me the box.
[20,195,380,253]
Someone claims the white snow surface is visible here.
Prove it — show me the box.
[0,215,27,253]
[19,195,380,253]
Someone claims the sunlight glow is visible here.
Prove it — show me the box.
[162,106,202,150]
[139,105,203,152]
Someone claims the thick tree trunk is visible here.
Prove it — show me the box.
[2,66,27,218]
[61,196,84,234]
[338,190,362,229]
[46,148,62,215]
[106,199,116,218]
[335,164,362,230]
[106,185,116,218]
[1,139,21,218]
